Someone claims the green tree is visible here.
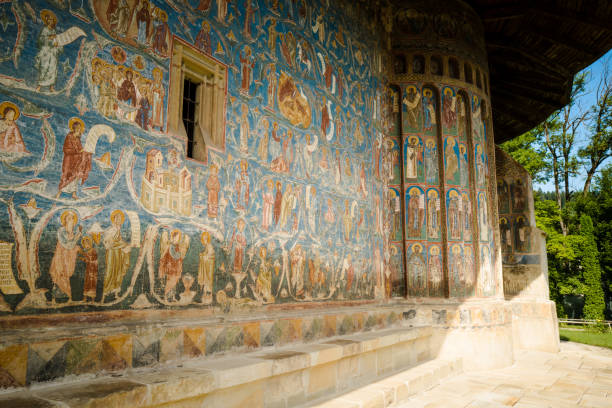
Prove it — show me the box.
[499,128,548,183]
[579,215,605,320]
[579,59,611,195]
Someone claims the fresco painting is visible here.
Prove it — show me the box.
[0,0,503,317]
[0,0,396,315]
[498,175,533,265]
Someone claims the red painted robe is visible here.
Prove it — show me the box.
[58,131,92,192]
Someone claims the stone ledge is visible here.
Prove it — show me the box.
[0,326,433,408]
[306,357,464,408]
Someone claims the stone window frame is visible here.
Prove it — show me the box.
[168,36,228,164]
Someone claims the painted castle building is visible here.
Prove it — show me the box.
[0,0,609,405]
[141,149,193,216]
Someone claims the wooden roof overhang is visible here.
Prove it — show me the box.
[466,0,612,143]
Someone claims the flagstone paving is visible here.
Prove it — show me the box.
[396,342,612,408]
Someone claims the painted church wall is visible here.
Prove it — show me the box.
[399,78,497,299]
[0,0,391,316]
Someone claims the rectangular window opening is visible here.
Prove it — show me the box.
[182,78,199,159]
[169,38,228,164]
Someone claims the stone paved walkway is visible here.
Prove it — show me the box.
[397,342,612,408]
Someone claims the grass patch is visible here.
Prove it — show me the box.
[559,328,612,349]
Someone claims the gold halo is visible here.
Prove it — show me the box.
[81,235,93,247]
[202,20,210,30]
[152,67,162,79]
[60,210,78,227]
[449,190,459,198]
[423,89,432,97]
[68,117,85,131]
[201,231,211,244]
[426,139,434,147]
[259,246,267,257]
[170,228,181,238]
[452,244,461,254]
[427,190,438,198]
[408,136,418,144]
[464,247,472,255]
[430,245,439,255]
[444,88,452,96]
[409,187,421,196]
[459,144,466,153]
[40,9,57,24]
[157,9,168,22]
[406,85,417,93]
[110,209,125,224]
[412,243,423,252]
[0,101,20,120]
[500,217,507,224]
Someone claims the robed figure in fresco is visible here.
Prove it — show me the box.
[198,232,215,303]
[35,10,61,91]
[80,235,98,302]
[442,88,457,129]
[404,136,419,180]
[234,160,250,211]
[451,245,464,289]
[229,219,247,274]
[57,118,92,200]
[159,229,190,301]
[136,0,151,45]
[49,211,82,300]
[206,165,221,219]
[151,68,165,131]
[422,89,436,132]
[407,244,426,293]
[0,102,29,154]
[428,246,442,296]
[240,46,255,95]
[448,192,461,240]
[426,191,439,239]
[424,139,437,184]
[109,0,132,37]
[445,137,459,183]
[103,210,132,299]
[254,247,274,303]
[402,86,420,130]
[406,188,423,237]
[262,180,275,231]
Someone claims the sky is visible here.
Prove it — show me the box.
[533,49,612,193]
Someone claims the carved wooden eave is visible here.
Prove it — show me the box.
[469,0,612,143]
[388,0,612,143]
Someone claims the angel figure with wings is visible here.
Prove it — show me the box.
[159,229,191,302]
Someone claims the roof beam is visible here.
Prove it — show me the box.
[529,6,612,33]
[489,52,566,80]
[521,26,600,61]
[486,37,571,78]
[492,86,563,110]
[493,77,569,101]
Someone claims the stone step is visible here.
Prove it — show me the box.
[304,357,463,408]
[0,326,435,408]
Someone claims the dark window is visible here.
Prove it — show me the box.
[430,56,442,75]
[394,54,406,74]
[476,69,482,89]
[413,55,425,74]
[182,78,199,158]
[449,58,459,79]
[464,63,473,84]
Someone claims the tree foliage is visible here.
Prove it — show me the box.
[502,63,611,319]
[579,215,605,320]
